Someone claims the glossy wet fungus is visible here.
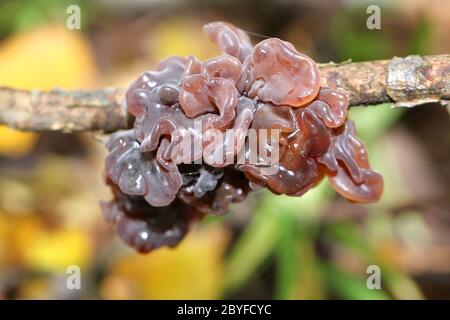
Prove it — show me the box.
[102,21,383,253]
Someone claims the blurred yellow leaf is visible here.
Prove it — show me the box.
[0,24,96,90]
[0,212,14,268]
[14,219,92,272]
[0,24,97,156]
[0,178,34,215]
[102,226,229,300]
[151,18,219,62]
[0,126,37,157]
[16,278,51,300]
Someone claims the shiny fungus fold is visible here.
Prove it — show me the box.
[103,21,384,252]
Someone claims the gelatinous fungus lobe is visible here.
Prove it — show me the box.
[102,21,383,253]
[248,39,320,107]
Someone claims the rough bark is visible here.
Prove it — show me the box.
[320,54,450,107]
[0,87,127,133]
[0,54,448,133]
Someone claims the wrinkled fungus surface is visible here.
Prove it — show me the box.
[103,21,383,253]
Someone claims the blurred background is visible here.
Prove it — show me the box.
[0,0,449,299]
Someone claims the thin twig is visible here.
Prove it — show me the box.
[0,54,448,133]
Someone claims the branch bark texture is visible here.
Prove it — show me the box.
[0,54,448,133]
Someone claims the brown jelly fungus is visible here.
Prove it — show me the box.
[102,21,383,252]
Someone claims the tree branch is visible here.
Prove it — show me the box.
[320,54,450,107]
[0,54,448,133]
[0,87,127,133]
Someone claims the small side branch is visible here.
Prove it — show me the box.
[0,54,448,133]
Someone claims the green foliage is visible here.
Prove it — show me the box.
[224,192,285,293]
[348,103,403,144]
[0,0,92,38]
[331,8,392,61]
[321,262,389,300]
[408,15,432,55]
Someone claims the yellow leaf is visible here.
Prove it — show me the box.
[16,222,92,272]
[0,24,96,90]
[16,278,51,300]
[102,226,229,300]
[150,18,219,62]
[0,126,37,157]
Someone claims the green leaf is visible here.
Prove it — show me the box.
[225,182,330,294]
[274,213,300,299]
[322,262,389,300]
[224,192,284,293]
[348,103,404,144]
